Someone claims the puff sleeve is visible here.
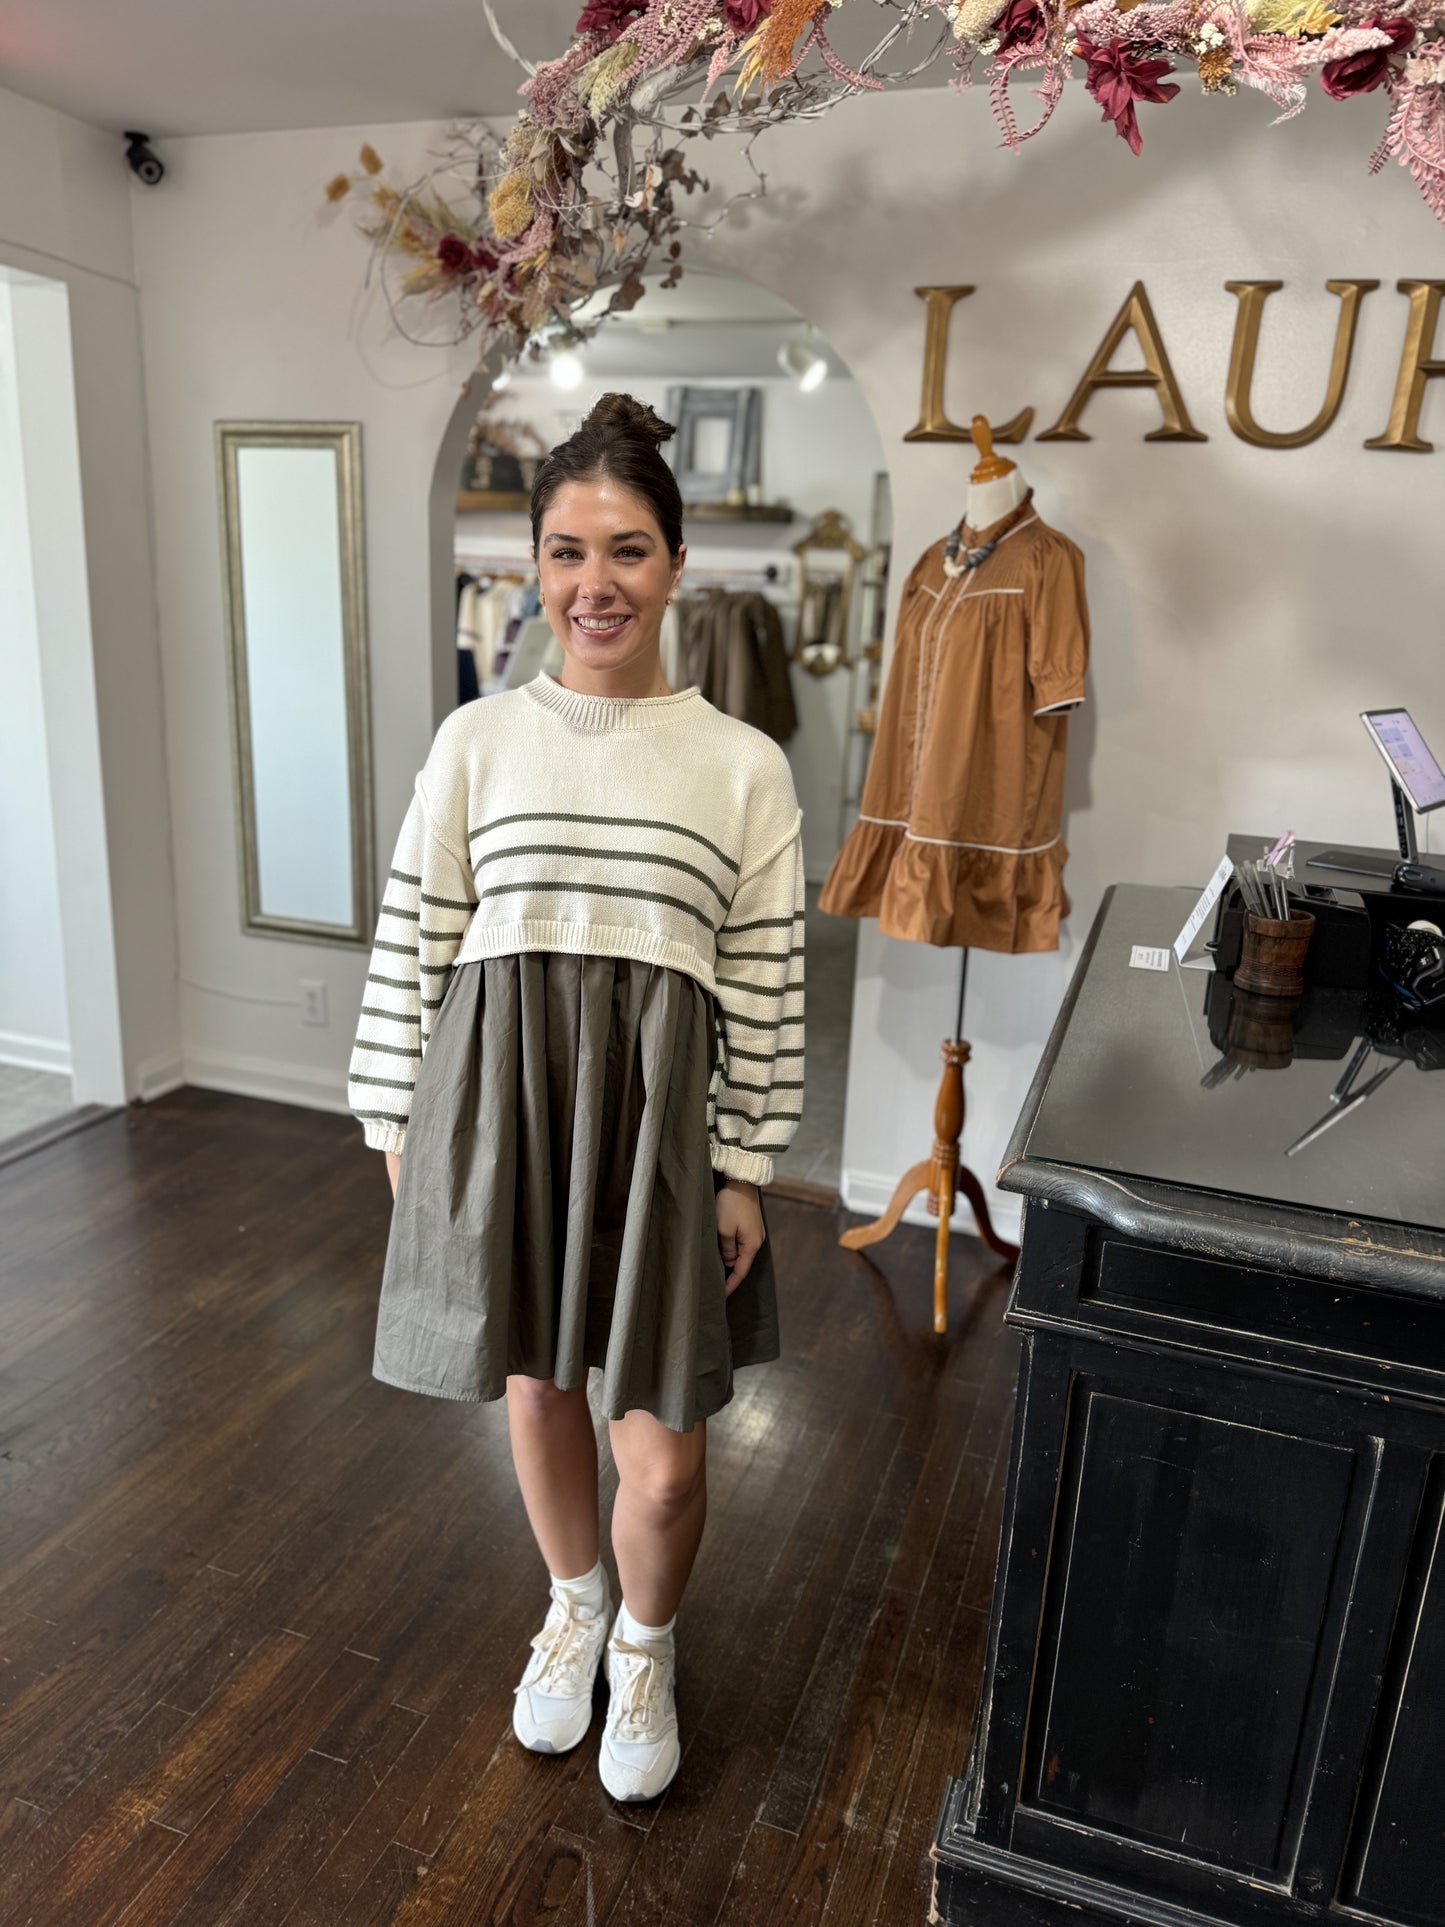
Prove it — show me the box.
[1026,535,1090,717]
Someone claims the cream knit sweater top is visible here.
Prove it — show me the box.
[347,671,806,1186]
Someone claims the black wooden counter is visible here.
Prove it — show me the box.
[931,882,1445,1927]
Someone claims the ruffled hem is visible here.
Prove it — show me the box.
[819,821,1070,954]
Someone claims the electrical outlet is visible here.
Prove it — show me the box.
[300,980,328,1027]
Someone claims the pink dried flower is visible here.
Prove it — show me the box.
[1076,32,1181,154]
[724,0,773,28]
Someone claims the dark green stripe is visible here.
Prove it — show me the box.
[723,912,804,933]
[475,842,729,910]
[353,1039,422,1059]
[350,1072,415,1091]
[418,926,462,941]
[421,994,446,1010]
[476,880,714,929]
[715,1106,802,1124]
[355,1107,409,1126]
[715,944,805,963]
[420,891,473,911]
[373,939,418,957]
[714,1134,791,1151]
[471,809,739,874]
[389,868,421,885]
[725,1078,804,1095]
[714,976,805,1000]
[719,1010,803,1033]
[366,973,416,991]
[724,1045,804,1063]
[360,1004,421,1025]
[380,904,420,922]
[419,963,452,977]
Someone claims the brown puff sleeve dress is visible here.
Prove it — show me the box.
[819,490,1089,954]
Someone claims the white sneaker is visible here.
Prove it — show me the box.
[598,1618,682,1801]
[512,1576,613,1755]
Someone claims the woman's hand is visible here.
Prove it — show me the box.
[716,1177,766,1296]
[385,1150,402,1199]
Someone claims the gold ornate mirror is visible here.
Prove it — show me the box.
[791,508,865,678]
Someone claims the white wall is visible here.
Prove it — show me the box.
[125,88,1443,1236]
[129,125,477,1112]
[0,279,70,1073]
[0,87,180,1105]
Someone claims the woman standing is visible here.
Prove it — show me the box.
[347,394,805,1802]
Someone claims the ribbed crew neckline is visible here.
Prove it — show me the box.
[523,670,703,733]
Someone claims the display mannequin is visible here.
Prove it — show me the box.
[822,415,1092,1328]
[964,462,1027,535]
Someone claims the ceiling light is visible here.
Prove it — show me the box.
[549,351,584,391]
[777,338,827,392]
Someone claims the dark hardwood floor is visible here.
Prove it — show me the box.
[0,1087,1018,1925]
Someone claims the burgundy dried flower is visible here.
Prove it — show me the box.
[575,0,649,44]
[437,234,500,278]
[994,0,1045,55]
[1319,15,1415,100]
[724,0,773,30]
[1075,33,1181,156]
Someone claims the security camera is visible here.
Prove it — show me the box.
[123,131,165,187]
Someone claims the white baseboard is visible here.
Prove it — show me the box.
[841,1165,1024,1244]
[0,1028,73,1077]
[182,1047,351,1116]
[133,1050,186,1101]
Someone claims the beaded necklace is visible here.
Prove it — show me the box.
[941,524,997,580]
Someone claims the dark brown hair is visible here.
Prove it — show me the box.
[530,392,684,557]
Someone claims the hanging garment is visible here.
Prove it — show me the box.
[456,573,482,705]
[818,490,1089,954]
[681,589,798,744]
[659,602,685,692]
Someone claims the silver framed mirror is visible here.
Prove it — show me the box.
[216,421,375,946]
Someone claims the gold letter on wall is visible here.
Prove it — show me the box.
[902,286,1034,445]
[1224,279,1378,448]
[1038,281,1207,442]
[1365,280,1445,451]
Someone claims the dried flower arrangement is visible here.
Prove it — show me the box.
[325,0,1445,366]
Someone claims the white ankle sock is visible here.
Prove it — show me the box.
[617,1601,675,1646]
[551,1560,607,1617]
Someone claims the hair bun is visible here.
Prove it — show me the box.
[582,392,675,449]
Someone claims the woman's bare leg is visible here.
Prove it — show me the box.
[505,1376,600,1579]
[608,1410,707,1626]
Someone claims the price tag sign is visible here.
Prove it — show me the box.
[1129,945,1171,972]
[1173,853,1234,965]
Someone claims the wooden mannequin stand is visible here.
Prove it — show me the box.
[840,949,1019,1335]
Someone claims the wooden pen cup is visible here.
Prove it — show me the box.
[1233,907,1316,997]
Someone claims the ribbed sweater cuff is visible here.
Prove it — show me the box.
[710,1140,775,1187]
[364,1119,407,1155]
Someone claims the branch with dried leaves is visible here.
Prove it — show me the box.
[325,0,1445,369]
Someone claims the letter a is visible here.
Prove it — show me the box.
[1038,282,1207,442]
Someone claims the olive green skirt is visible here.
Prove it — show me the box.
[373,953,780,1433]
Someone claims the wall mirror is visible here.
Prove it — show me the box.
[216,421,375,946]
[665,385,761,505]
[792,508,865,678]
